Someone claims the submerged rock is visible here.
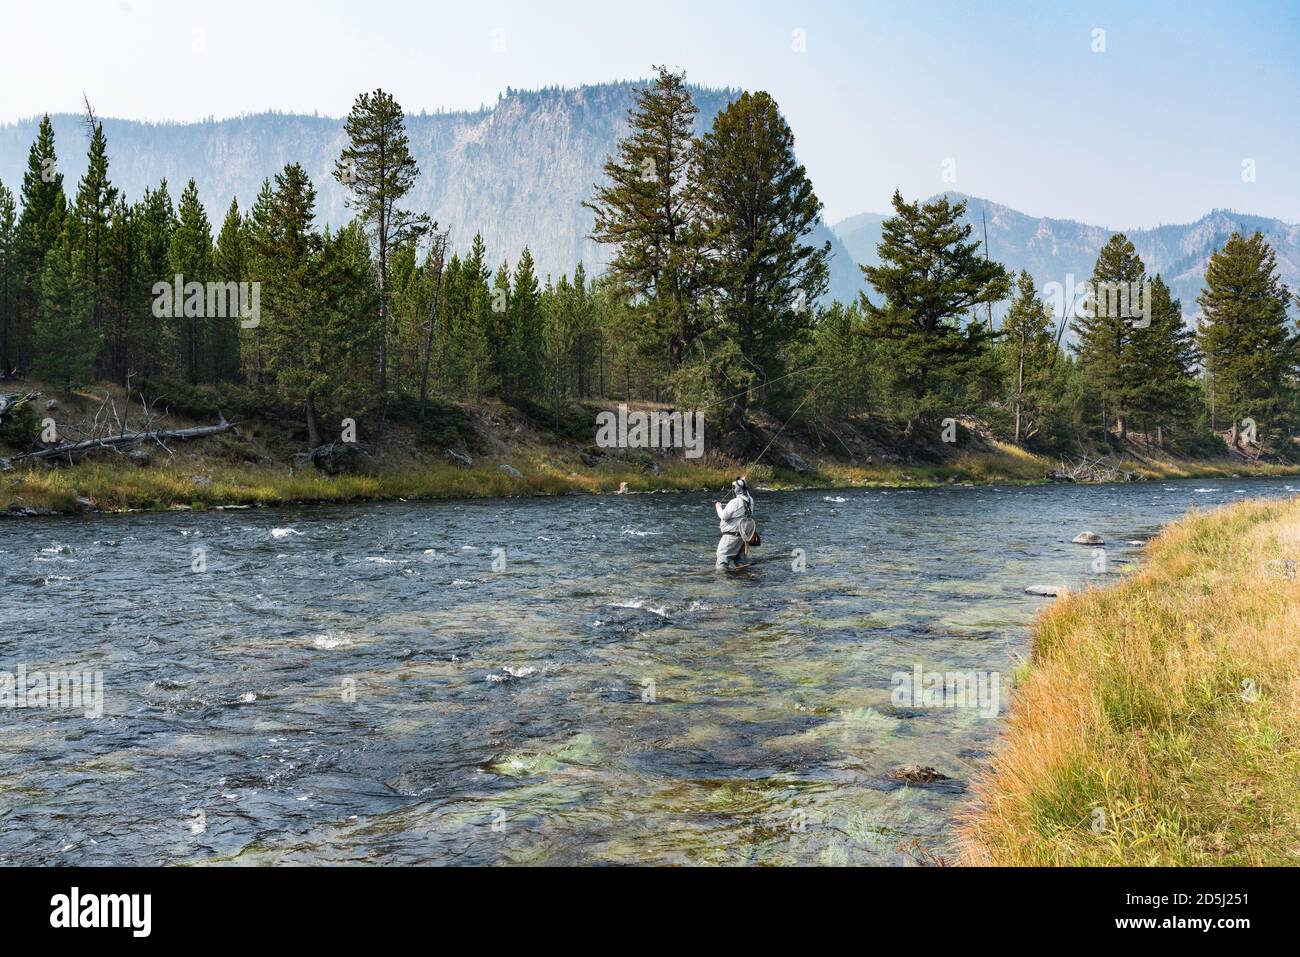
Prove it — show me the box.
[890,765,951,784]
[1072,531,1105,545]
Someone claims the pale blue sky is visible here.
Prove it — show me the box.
[1,0,1297,226]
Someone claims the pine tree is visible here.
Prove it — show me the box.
[211,198,247,382]
[101,196,142,385]
[570,263,598,398]
[586,66,706,368]
[541,273,579,424]
[456,234,496,400]
[1074,233,1146,438]
[314,219,380,424]
[334,88,430,396]
[70,117,118,377]
[241,180,275,384]
[696,90,830,418]
[1197,231,1297,446]
[489,260,512,390]
[0,181,17,376]
[860,191,1009,433]
[508,247,543,396]
[14,115,67,374]
[796,301,872,418]
[32,221,98,390]
[252,164,325,445]
[1127,275,1198,446]
[134,181,175,379]
[1001,271,1058,444]
[166,180,214,382]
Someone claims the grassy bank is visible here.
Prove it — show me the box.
[3,443,1297,516]
[0,447,1045,514]
[960,496,1300,865]
[3,378,1297,516]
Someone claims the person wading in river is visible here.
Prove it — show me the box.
[715,477,759,569]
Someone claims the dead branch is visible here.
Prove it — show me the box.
[14,417,236,464]
[0,392,40,423]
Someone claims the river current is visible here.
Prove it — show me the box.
[1,477,1294,864]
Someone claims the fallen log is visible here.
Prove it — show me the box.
[14,417,236,463]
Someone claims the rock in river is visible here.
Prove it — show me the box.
[1025,584,1064,597]
[890,765,951,784]
[1072,531,1105,545]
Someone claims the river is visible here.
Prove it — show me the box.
[1,476,1294,865]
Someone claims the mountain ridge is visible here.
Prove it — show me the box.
[834,193,1300,319]
[2,84,1297,315]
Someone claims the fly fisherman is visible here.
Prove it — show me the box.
[715,477,756,569]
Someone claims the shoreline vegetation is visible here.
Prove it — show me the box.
[960,496,1300,866]
[9,458,1298,518]
[4,417,1297,517]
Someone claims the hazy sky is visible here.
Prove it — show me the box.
[2,0,1297,226]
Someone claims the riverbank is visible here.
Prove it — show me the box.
[7,449,1298,517]
[960,495,1300,865]
[3,378,1297,516]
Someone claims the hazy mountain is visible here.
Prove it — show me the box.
[0,82,865,303]
[832,193,1300,320]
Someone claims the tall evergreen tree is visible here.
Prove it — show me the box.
[167,179,214,382]
[455,234,496,400]
[1197,231,1297,446]
[1001,271,1058,445]
[252,164,324,444]
[134,180,175,379]
[70,117,118,377]
[14,115,67,374]
[1074,233,1146,438]
[32,221,98,390]
[586,66,706,368]
[1127,275,1199,446]
[696,91,829,418]
[101,196,141,385]
[334,88,430,396]
[0,182,16,376]
[508,247,543,396]
[860,191,1009,433]
[211,198,247,382]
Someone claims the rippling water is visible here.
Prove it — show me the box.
[1,477,1294,865]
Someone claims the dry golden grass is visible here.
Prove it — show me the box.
[959,496,1300,865]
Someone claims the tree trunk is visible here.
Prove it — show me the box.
[305,393,322,450]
